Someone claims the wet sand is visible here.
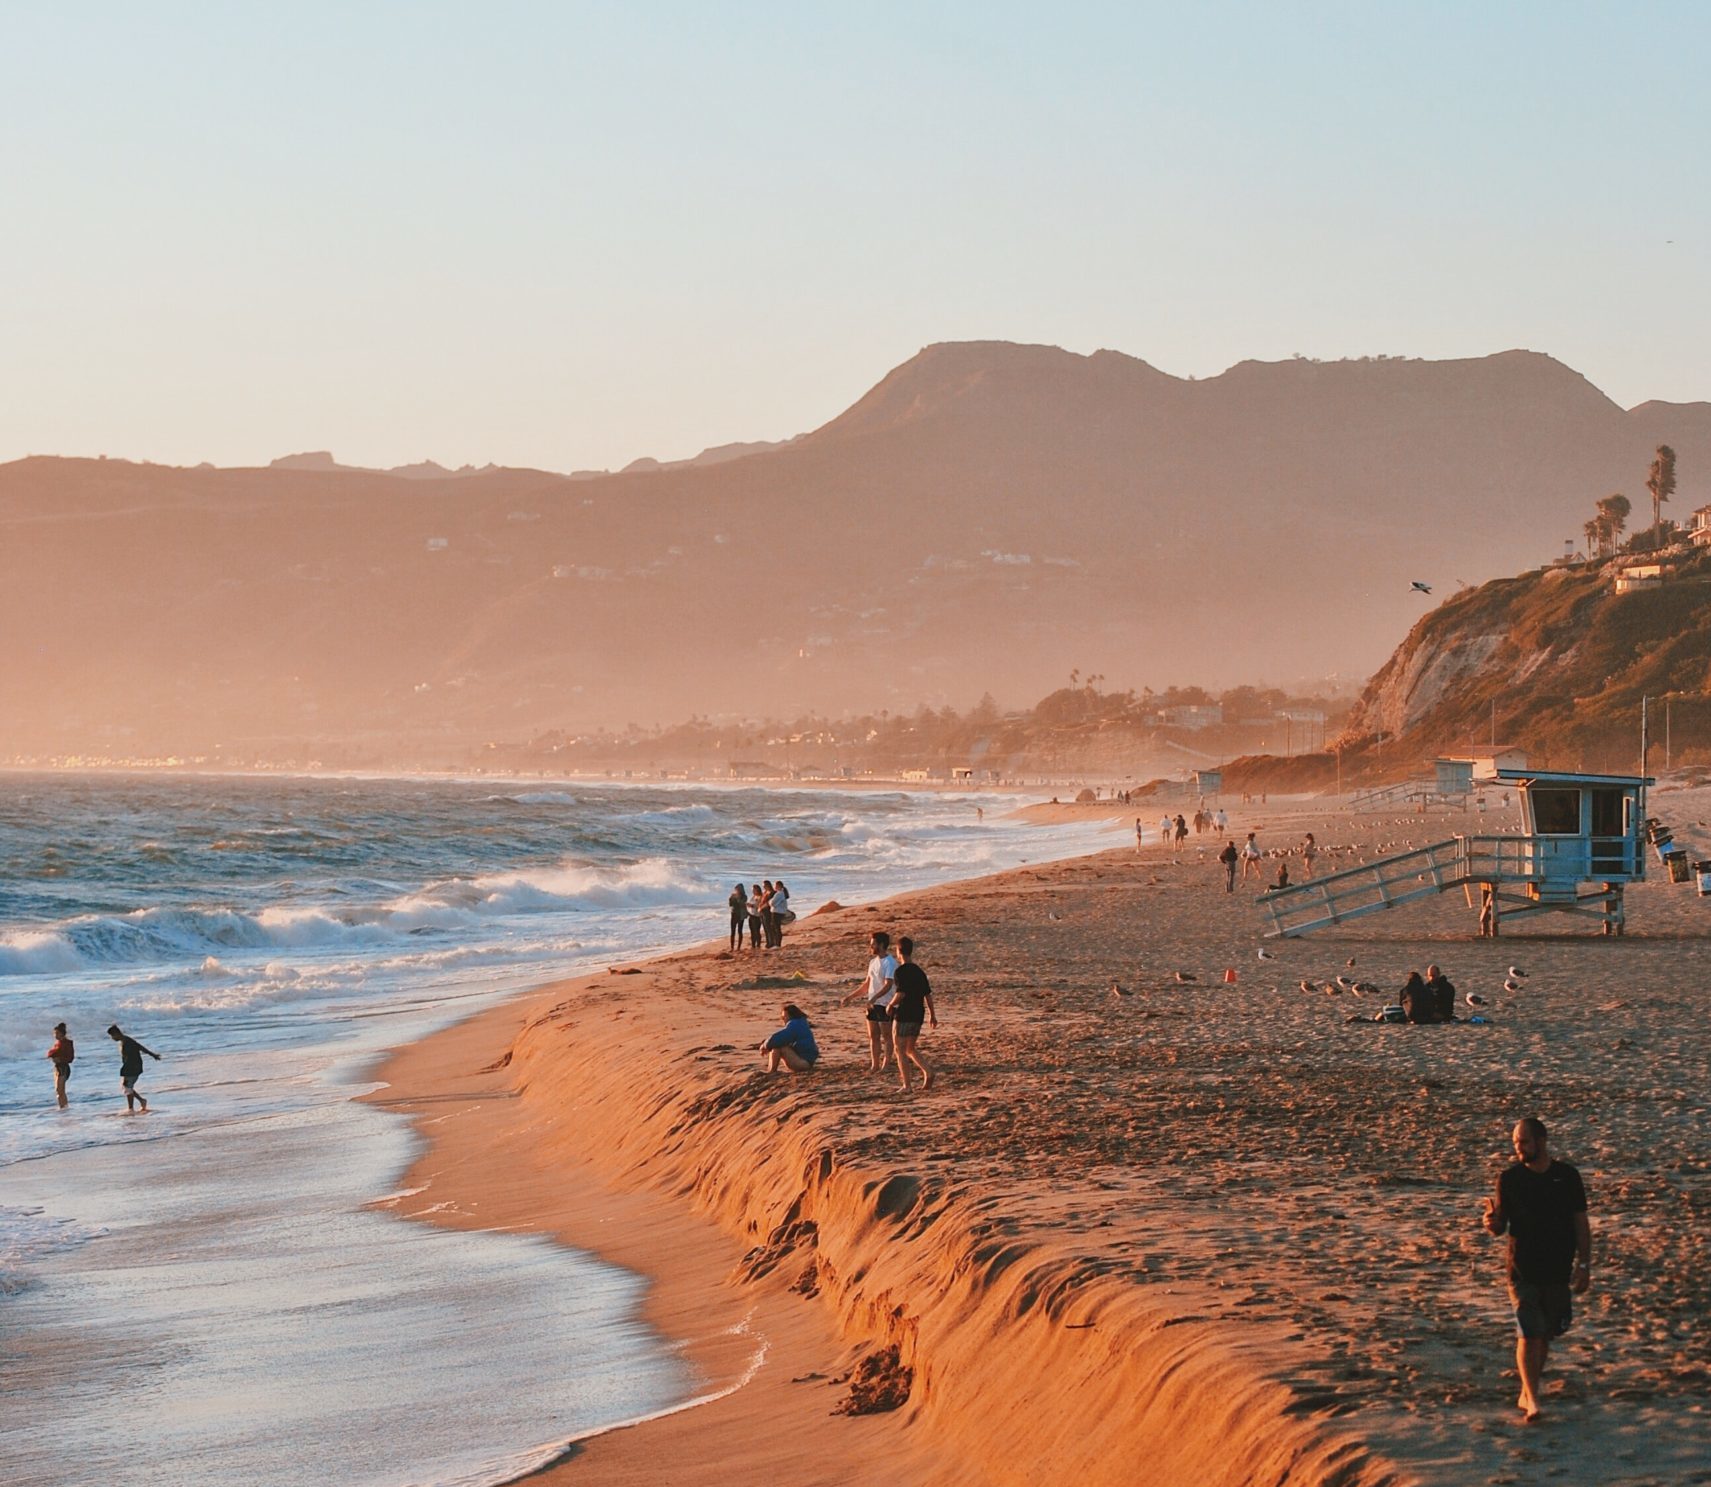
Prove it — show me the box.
[370,786,1711,1486]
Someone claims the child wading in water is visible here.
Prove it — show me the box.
[890,937,938,1092]
[47,1022,75,1109]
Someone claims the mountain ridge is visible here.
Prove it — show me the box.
[3,341,1707,763]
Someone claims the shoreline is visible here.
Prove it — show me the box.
[368,790,1711,1485]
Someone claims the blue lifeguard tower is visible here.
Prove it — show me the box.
[1261,767,1651,938]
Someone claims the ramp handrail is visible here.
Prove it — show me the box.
[1259,834,1562,938]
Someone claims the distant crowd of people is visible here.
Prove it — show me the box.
[729,879,794,951]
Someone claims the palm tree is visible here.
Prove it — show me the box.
[1646,446,1677,535]
[1596,493,1630,554]
[1583,517,1605,559]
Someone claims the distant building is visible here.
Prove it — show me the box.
[1690,505,1711,545]
[1613,563,1665,594]
[1160,703,1223,730]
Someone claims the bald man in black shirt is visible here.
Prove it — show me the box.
[1483,1117,1591,1423]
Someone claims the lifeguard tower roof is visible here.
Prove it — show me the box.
[1491,768,1653,788]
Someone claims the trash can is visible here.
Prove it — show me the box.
[1666,849,1690,884]
[1697,860,1711,896]
[1655,837,1677,863]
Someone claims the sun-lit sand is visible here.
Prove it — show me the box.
[370,786,1711,1486]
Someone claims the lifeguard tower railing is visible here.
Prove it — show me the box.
[1260,833,1640,938]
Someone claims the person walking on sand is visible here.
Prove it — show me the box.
[890,937,938,1092]
[1159,814,1173,849]
[1218,838,1239,893]
[1214,807,1228,837]
[1300,832,1318,879]
[1173,814,1188,847]
[759,1003,819,1073]
[727,882,749,953]
[107,1024,160,1113]
[47,1022,75,1109]
[841,931,899,1073]
[1482,1118,1591,1423]
[1240,831,1263,882]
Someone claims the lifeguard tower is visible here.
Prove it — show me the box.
[1261,767,1650,938]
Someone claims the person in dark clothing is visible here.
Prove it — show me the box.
[727,883,749,953]
[1425,964,1457,1023]
[1400,971,1439,1024]
[890,936,938,1092]
[107,1024,160,1113]
[1218,840,1239,893]
[1483,1117,1591,1422]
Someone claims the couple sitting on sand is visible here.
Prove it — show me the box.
[758,930,939,1092]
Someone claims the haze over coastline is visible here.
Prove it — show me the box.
[6,5,1711,1486]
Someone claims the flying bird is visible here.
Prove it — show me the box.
[1411,581,1433,594]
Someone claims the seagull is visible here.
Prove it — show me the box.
[1411,580,1433,594]
[1298,979,1316,994]
[1354,981,1379,995]
[1466,992,1488,1008]
[1175,970,1197,983]
[1335,974,1355,989]
[1503,978,1524,993]
[1110,981,1128,999]
[1257,948,1276,961]
[1508,965,1527,978]
[1047,911,1063,921]
[1346,957,1357,968]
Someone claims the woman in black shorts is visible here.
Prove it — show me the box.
[890,936,938,1092]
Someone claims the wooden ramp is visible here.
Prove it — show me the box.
[1259,835,1592,938]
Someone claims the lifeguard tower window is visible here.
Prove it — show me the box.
[1591,787,1629,875]
[1531,787,1581,835]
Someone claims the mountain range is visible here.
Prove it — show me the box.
[2,341,1707,762]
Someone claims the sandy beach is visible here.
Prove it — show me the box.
[369,787,1711,1487]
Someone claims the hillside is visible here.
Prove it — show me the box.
[1323,547,1711,777]
[3,342,1708,761]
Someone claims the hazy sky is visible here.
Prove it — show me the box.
[3,2,1705,471]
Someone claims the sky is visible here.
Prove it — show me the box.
[2,1,1706,472]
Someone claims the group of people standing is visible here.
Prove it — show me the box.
[759,929,939,1093]
[45,1022,161,1112]
[728,879,794,952]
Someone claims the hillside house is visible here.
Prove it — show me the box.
[1613,563,1666,595]
[1691,505,1711,546]
[1159,703,1223,730]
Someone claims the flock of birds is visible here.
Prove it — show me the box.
[1109,957,1530,1010]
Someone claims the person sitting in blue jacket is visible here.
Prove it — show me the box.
[760,1003,819,1073]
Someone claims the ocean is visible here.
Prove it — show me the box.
[0,771,1109,1486]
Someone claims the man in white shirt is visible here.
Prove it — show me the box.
[841,930,899,1073]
